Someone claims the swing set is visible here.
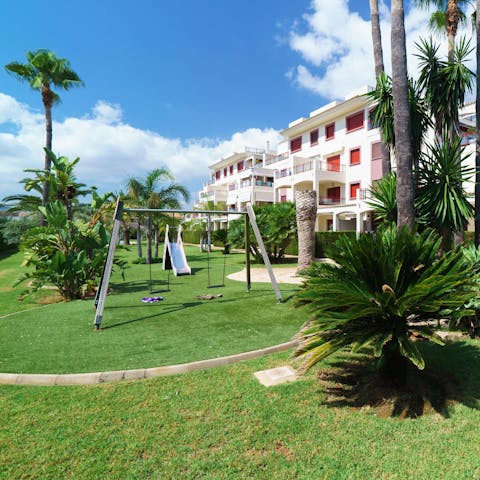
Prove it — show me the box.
[93,200,282,329]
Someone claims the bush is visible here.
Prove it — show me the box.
[294,227,478,381]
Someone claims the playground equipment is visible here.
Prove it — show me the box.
[93,201,282,329]
[162,224,191,275]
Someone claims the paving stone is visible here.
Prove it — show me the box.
[254,365,297,387]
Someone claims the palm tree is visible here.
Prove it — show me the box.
[475,0,480,247]
[415,0,474,62]
[5,49,83,210]
[21,149,92,220]
[127,168,190,264]
[369,0,391,174]
[391,0,415,229]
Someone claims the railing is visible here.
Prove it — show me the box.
[255,180,273,187]
[318,197,345,206]
[294,161,313,174]
[275,169,292,179]
[316,160,346,173]
[265,152,289,166]
[358,188,371,200]
[245,146,266,155]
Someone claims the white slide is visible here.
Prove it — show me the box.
[162,224,191,275]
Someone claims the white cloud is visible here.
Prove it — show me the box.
[286,0,474,100]
[0,95,281,205]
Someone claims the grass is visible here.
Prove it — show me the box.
[2,344,480,479]
[0,246,305,374]
[3,245,480,478]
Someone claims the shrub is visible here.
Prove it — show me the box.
[294,226,477,382]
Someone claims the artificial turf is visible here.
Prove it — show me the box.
[0,246,305,374]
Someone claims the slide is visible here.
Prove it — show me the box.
[162,224,191,275]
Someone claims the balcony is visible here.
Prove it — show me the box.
[275,169,292,179]
[318,189,371,206]
[294,161,313,174]
[265,152,289,166]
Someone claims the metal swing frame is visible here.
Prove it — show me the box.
[93,199,282,329]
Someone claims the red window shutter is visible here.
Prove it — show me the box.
[371,142,382,161]
[350,182,360,199]
[237,161,244,172]
[224,168,227,177]
[215,171,220,180]
[350,148,360,165]
[346,111,364,132]
[290,136,302,153]
[229,165,234,175]
[325,123,335,140]
[310,129,319,145]
[327,155,340,172]
[327,186,340,202]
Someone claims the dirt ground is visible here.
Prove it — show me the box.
[227,267,303,285]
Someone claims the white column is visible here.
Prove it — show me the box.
[332,212,338,232]
[356,212,362,239]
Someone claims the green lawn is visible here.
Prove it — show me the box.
[3,246,480,478]
[0,246,305,374]
[2,344,480,479]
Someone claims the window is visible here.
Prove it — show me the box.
[223,167,228,177]
[310,129,319,146]
[350,182,360,199]
[327,186,341,202]
[290,136,302,153]
[325,123,335,140]
[280,188,287,203]
[346,111,364,132]
[327,155,340,172]
[215,171,220,181]
[229,165,234,175]
[371,142,383,181]
[350,147,361,165]
[237,160,244,172]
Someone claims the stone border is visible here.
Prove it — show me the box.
[0,340,298,386]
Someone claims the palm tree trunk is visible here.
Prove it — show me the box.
[146,215,152,264]
[370,0,391,174]
[136,220,143,258]
[123,222,131,246]
[447,0,459,63]
[391,0,415,229]
[42,86,54,212]
[296,190,317,271]
[475,0,480,247]
[154,224,159,258]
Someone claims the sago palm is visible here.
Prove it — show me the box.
[294,227,477,382]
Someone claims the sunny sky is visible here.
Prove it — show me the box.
[0,0,475,205]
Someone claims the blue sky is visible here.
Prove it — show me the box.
[0,0,467,203]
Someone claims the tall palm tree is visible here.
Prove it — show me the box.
[391,0,415,229]
[5,49,83,210]
[415,0,474,62]
[475,0,480,247]
[127,168,190,264]
[369,0,391,174]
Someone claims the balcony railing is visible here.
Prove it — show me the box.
[294,161,313,174]
[265,152,289,166]
[275,169,292,179]
[316,160,346,173]
[318,189,371,206]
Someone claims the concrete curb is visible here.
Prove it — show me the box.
[0,340,298,387]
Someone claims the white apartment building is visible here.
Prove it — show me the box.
[196,87,476,234]
[196,147,277,211]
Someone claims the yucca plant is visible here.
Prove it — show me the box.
[366,172,397,226]
[294,226,477,382]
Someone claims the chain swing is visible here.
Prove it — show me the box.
[206,212,227,289]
